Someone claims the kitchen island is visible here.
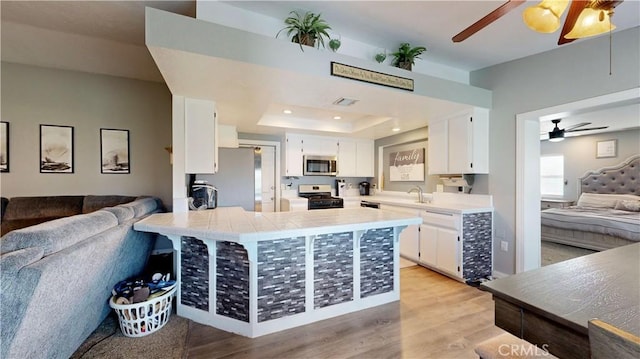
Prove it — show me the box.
[134,207,422,337]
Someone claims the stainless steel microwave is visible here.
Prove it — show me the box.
[303,155,338,176]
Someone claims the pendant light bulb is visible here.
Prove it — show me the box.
[565,8,616,39]
[523,0,570,33]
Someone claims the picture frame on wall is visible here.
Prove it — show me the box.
[596,139,617,158]
[389,147,425,181]
[40,124,74,173]
[100,128,130,174]
[1,121,8,172]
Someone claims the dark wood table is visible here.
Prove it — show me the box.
[481,243,640,359]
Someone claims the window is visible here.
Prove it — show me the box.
[540,155,564,197]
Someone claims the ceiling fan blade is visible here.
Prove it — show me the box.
[564,122,591,130]
[566,126,609,132]
[452,0,526,43]
[558,0,588,45]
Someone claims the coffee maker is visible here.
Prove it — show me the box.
[359,181,371,196]
[336,179,346,197]
[189,180,218,210]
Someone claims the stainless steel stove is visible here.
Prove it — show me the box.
[298,184,344,210]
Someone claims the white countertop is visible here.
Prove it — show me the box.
[344,192,493,214]
[135,207,422,243]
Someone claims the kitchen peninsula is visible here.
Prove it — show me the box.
[134,207,422,337]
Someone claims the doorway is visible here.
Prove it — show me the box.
[239,139,281,212]
[515,88,639,272]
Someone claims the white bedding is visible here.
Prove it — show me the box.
[541,206,640,241]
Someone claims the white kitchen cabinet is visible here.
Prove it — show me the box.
[419,209,493,282]
[285,134,304,176]
[185,98,218,174]
[355,139,375,177]
[428,108,489,175]
[284,133,374,177]
[419,211,461,277]
[380,204,420,262]
[303,136,338,156]
[337,139,357,177]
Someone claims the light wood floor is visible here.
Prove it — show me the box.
[185,266,504,359]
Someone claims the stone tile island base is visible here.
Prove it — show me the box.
[134,207,421,338]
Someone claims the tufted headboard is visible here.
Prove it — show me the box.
[579,154,640,196]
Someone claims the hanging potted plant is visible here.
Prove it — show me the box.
[276,10,332,51]
[391,43,427,71]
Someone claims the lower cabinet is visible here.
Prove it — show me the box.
[419,210,493,282]
[419,224,459,276]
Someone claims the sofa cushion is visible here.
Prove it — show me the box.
[0,211,118,256]
[0,247,44,274]
[81,195,137,214]
[1,217,63,237]
[121,197,159,217]
[101,206,135,223]
[1,197,8,220]
[3,196,84,221]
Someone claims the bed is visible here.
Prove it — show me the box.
[541,154,640,251]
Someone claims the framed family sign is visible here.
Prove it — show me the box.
[389,147,425,181]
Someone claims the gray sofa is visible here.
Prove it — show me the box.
[0,196,162,359]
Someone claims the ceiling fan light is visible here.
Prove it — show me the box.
[522,0,570,33]
[565,8,616,39]
[548,129,565,142]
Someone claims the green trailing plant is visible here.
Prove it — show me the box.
[276,10,332,51]
[374,51,387,63]
[391,43,427,71]
[328,38,341,52]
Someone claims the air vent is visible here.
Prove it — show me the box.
[333,97,358,106]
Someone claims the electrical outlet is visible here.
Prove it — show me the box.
[500,241,509,252]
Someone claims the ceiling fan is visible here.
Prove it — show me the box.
[544,119,609,141]
[452,0,623,45]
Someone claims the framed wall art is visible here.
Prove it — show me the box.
[100,128,130,174]
[40,124,74,173]
[596,139,617,158]
[1,121,8,172]
[389,147,425,181]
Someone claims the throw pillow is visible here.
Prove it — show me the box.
[614,200,640,212]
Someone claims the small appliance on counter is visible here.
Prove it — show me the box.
[189,180,218,210]
[359,181,371,196]
[336,179,346,197]
[298,184,344,210]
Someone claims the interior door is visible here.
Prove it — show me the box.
[260,146,276,212]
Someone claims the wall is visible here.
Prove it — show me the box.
[541,129,640,201]
[197,147,255,211]
[0,63,173,206]
[471,27,640,275]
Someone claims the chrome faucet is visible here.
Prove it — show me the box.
[407,186,424,203]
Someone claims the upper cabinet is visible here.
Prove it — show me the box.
[185,98,218,174]
[428,108,489,175]
[285,133,304,177]
[284,133,374,178]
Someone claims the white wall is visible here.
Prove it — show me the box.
[541,129,640,201]
[0,63,173,206]
[471,27,640,275]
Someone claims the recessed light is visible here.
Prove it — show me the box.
[333,116,341,120]
[283,109,292,114]
[392,127,401,132]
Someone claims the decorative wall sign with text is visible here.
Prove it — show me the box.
[331,62,414,91]
[389,148,425,181]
